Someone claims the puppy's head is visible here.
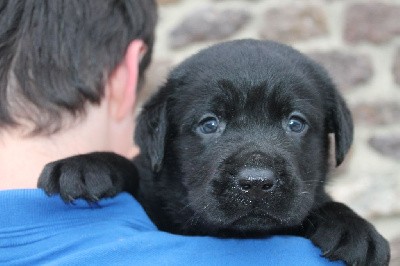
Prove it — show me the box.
[136,40,353,236]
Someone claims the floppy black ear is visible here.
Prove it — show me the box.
[135,97,167,173]
[328,90,354,166]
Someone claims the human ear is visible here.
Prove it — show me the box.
[107,40,147,121]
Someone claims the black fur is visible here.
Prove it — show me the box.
[38,40,390,265]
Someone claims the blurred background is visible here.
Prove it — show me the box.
[140,0,400,263]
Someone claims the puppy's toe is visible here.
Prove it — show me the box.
[83,169,117,201]
[57,166,88,203]
[38,162,62,195]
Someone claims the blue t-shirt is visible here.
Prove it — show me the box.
[0,189,343,265]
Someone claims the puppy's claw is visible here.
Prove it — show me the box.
[67,195,76,203]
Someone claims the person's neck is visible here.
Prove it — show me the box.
[0,127,109,190]
[0,99,137,190]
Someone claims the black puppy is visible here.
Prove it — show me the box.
[38,40,390,265]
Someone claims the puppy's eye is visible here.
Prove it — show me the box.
[287,115,307,133]
[198,117,219,134]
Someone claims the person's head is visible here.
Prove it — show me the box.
[0,0,157,143]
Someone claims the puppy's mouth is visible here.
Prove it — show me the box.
[232,207,281,224]
[203,151,303,230]
[181,150,309,235]
[212,207,293,236]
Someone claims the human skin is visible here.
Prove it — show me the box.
[0,40,146,190]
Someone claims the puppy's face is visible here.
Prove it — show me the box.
[136,40,353,236]
[170,83,326,234]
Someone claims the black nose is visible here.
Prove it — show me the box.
[237,167,277,193]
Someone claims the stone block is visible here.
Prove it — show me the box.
[259,5,328,43]
[344,3,400,44]
[308,51,373,92]
[351,102,400,126]
[393,48,400,86]
[169,6,251,49]
[369,135,400,161]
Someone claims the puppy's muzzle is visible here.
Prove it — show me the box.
[236,167,278,197]
[220,151,287,203]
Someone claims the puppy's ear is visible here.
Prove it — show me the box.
[135,98,167,173]
[327,90,354,166]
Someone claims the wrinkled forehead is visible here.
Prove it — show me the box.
[169,70,324,126]
[166,41,328,125]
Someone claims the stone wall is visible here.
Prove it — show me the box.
[142,0,400,257]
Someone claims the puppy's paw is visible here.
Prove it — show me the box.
[306,202,390,266]
[37,152,137,203]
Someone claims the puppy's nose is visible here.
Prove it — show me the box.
[237,168,277,193]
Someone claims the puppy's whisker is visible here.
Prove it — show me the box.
[307,208,328,223]
[184,202,213,228]
[291,98,314,102]
[177,193,211,214]
[304,217,316,230]
[301,179,324,183]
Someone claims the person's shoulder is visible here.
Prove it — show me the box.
[0,190,343,265]
[76,234,344,266]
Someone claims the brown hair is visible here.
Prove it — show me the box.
[0,0,157,135]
